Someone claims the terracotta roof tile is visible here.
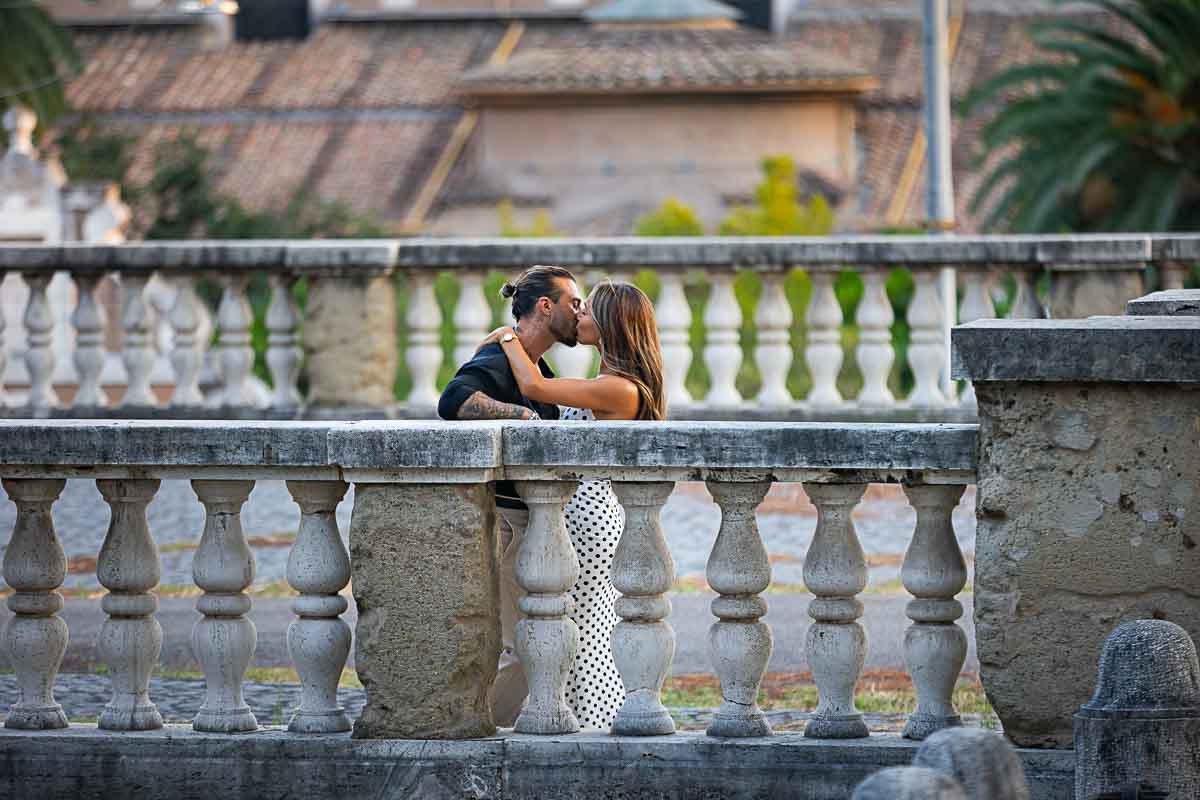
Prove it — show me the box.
[252,27,374,109]
[217,122,332,210]
[358,23,502,107]
[310,119,444,217]
[66,29,184,112]
[458,27,873,95]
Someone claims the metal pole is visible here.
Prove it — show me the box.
[923,0,958,400]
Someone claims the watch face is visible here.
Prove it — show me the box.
[502,333,514,342]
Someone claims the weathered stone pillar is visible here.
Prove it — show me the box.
[303,274,398,411]
[952,290,1200,747]
[350,482,500,739]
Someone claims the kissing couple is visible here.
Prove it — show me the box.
[437,265,666,731]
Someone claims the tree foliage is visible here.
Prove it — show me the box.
[965,0,1200,232]
[634,197,705,236]
[719,156,835,236]
[497,199,560,237]
[0,1,80,138]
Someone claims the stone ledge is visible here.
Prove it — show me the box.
[0,421,975,482]
[1126,289,1200,316]
[0,234,1179,274]
[952,317,1200,383]
[0,726,1075,800]
[501,421,977,482]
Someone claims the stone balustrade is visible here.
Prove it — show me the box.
[0,419,976,744]
[1,234,1191,418]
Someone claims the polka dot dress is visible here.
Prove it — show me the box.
[560,406,626,729]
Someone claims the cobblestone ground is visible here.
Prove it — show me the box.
[0,674,996,734]
[0,479,977,592]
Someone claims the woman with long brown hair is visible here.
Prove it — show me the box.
[480,279,665,729]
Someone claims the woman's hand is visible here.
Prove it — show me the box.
[477,325,516,351]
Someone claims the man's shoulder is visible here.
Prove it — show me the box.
[457,343,511,372]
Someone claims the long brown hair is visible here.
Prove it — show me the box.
[588,281,666,421]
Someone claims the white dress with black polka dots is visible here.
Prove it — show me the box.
[560,405,626,729]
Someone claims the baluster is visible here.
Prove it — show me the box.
[755,273,793,406]
[190,479,258,733]
[1009,270,1044,319]
[217,275,254,407]
[705,480,773,738]
[703,273,743,407]
[511,480,581,734]
[610,481,676,735]
[2,478,68,729]
[803,482,869,739]
[406,271,442,407]
[71,273,107,408]
[95,479,163,730]
[906,270,947,408]
[265,273,302,408]
[453,271,491,367]
[901,483,968,740]
[22,272,57,411]
[285,480,352,733]
[855,271,895,408]
[120,273,156,407]
[656,271,693,407]
[957,270,995,408]
[169,276,204,407]
[805,271,844,408]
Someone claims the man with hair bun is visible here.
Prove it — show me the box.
[438,264,584,726]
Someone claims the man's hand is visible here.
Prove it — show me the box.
[456,390,539,420]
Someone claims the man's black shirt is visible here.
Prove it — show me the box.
[438,342,560,509]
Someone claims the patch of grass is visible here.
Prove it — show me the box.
[251,580,298,598]
[764,582,808,594]
[156,584,203,598]
[152,666,362,689]
[663,672,992,716]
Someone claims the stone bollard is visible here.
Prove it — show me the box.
[913,727,1031,800]
[952,289,1200,747]
[1074,619,1200,800]
[851,766,968,800]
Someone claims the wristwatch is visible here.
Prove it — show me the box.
[501,332,515,343]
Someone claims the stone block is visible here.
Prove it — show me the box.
[971,381,1200,747]
[952,317,1200,384]
[1074,620,1200,800]
[303,275,398,408]
[1126,289,1200,317]
[913,727,1030,800]
[350,482,500,739]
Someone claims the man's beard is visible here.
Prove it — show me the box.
[550,313,578,347]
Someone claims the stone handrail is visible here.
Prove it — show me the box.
[1,234,1193,417]
[1,419,975,741]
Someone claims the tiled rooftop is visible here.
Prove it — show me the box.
[40,2,1088,232]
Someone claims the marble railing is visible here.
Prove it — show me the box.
[0,235,1190,417]
[0,419,975,741]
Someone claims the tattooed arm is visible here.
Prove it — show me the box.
[455,390,539,421]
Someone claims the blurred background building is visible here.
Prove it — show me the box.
[23,0,1067,237]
